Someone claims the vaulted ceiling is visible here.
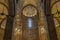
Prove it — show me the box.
[0,0,60,40]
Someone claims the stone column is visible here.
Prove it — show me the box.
[44,0,58,40]
[3,0,16,40]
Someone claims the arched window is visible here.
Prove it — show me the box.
[51,0,60,40]
[0,0,8,40]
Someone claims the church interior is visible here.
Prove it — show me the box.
[0,0,60,40]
